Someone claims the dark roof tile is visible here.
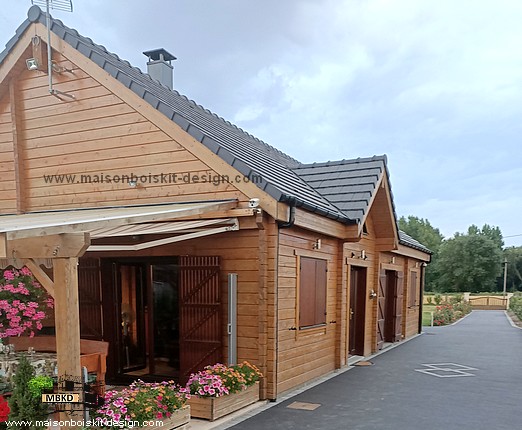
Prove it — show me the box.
[0,7,430,253]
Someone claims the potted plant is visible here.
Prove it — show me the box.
[92,379,190,429]
[187,361,262,421]
[0,267,53,338]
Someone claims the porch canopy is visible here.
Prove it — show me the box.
[0,199,240,388]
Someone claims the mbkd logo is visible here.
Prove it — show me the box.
[41,393,82,403]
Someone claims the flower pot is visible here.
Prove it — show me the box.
[144,405,190,430]
[188,382,259,421]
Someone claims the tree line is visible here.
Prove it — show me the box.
[399,216,522,292]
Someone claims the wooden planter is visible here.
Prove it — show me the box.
[146,405,190,430]
[188,382,259,421]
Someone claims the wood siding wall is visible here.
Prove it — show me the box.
[85,228,260,364]
[0,54,248,213]
[276,227,339,394]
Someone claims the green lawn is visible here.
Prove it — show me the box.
[422,304,437,326]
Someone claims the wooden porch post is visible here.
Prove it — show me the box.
[53,257,82,425]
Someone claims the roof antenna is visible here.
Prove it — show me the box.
[31,0,74,99]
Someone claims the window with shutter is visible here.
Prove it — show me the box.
[299,257,327,329]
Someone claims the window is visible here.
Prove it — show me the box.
[409,271,418,307]
[299,257,327,328]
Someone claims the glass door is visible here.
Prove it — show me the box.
[119,263,147,372]
[150,264,179,376]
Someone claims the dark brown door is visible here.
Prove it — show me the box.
[78,258,103,340]
[179,256,222,382]
[394,272,404,342]
[349,266,367,356]
[377,270,386,350]
[384,270,396,342]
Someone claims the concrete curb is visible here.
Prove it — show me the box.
[504,310,522,330]
[210,332,424,430]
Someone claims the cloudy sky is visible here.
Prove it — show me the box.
[1,0,521,246]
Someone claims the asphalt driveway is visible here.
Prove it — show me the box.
[226,311,521,430]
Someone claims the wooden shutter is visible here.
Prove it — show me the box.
[409,271,417,307]
[377,270,386,350]
[179,256,222,382]
[394,271,404,342]
[315,259,327,325]
[299,257,327,328]
[78,258,103,340]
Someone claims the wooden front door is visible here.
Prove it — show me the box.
[349,266,367,356]
[179,256,222,382]
[377,270,386,350]
[383,270,404,343]
[394,272,404,342]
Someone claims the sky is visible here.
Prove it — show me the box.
[1,0,521,246]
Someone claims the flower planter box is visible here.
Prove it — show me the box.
[188,382,259,421]
[144,405,190,430]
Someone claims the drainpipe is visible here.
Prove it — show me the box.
[277,196,296,229]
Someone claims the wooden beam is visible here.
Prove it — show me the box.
[293,208,359,240]
[392,244,431,262]
[375,237,398,252]
[5,201,238,240]
[6,233,90,259]
[53,257,82,424]
[24,258,55,297]
[9,79,26,213]
[0,234,6,259]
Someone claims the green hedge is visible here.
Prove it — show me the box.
[510,296,522,320]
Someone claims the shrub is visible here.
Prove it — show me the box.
[8,355,50,428]
[510,295,522,320]
[426,296,433,305]
[432,304,455,326]
[27,375,54,398]
[434,294,443,305]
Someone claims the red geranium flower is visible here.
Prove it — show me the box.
[0,395,10,422]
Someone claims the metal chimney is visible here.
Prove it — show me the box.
[143,48,177,89]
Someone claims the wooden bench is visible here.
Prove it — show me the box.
[7,336,109,394]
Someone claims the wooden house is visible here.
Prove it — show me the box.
[0,6,430,401]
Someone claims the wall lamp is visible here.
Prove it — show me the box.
[313,239,322,250]
[369,289,377,299]
[350,250,368,260]
[26,58,39,70]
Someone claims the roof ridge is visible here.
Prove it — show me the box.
[45,9,300,166]
[295,155,387,169]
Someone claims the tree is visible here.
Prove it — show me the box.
[8,355,49,428]
[398,216,444,291]
[398,216,444,254]
[437,230,503,292]
[501,247,522,291]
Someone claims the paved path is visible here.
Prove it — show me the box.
[227,311,521,430]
